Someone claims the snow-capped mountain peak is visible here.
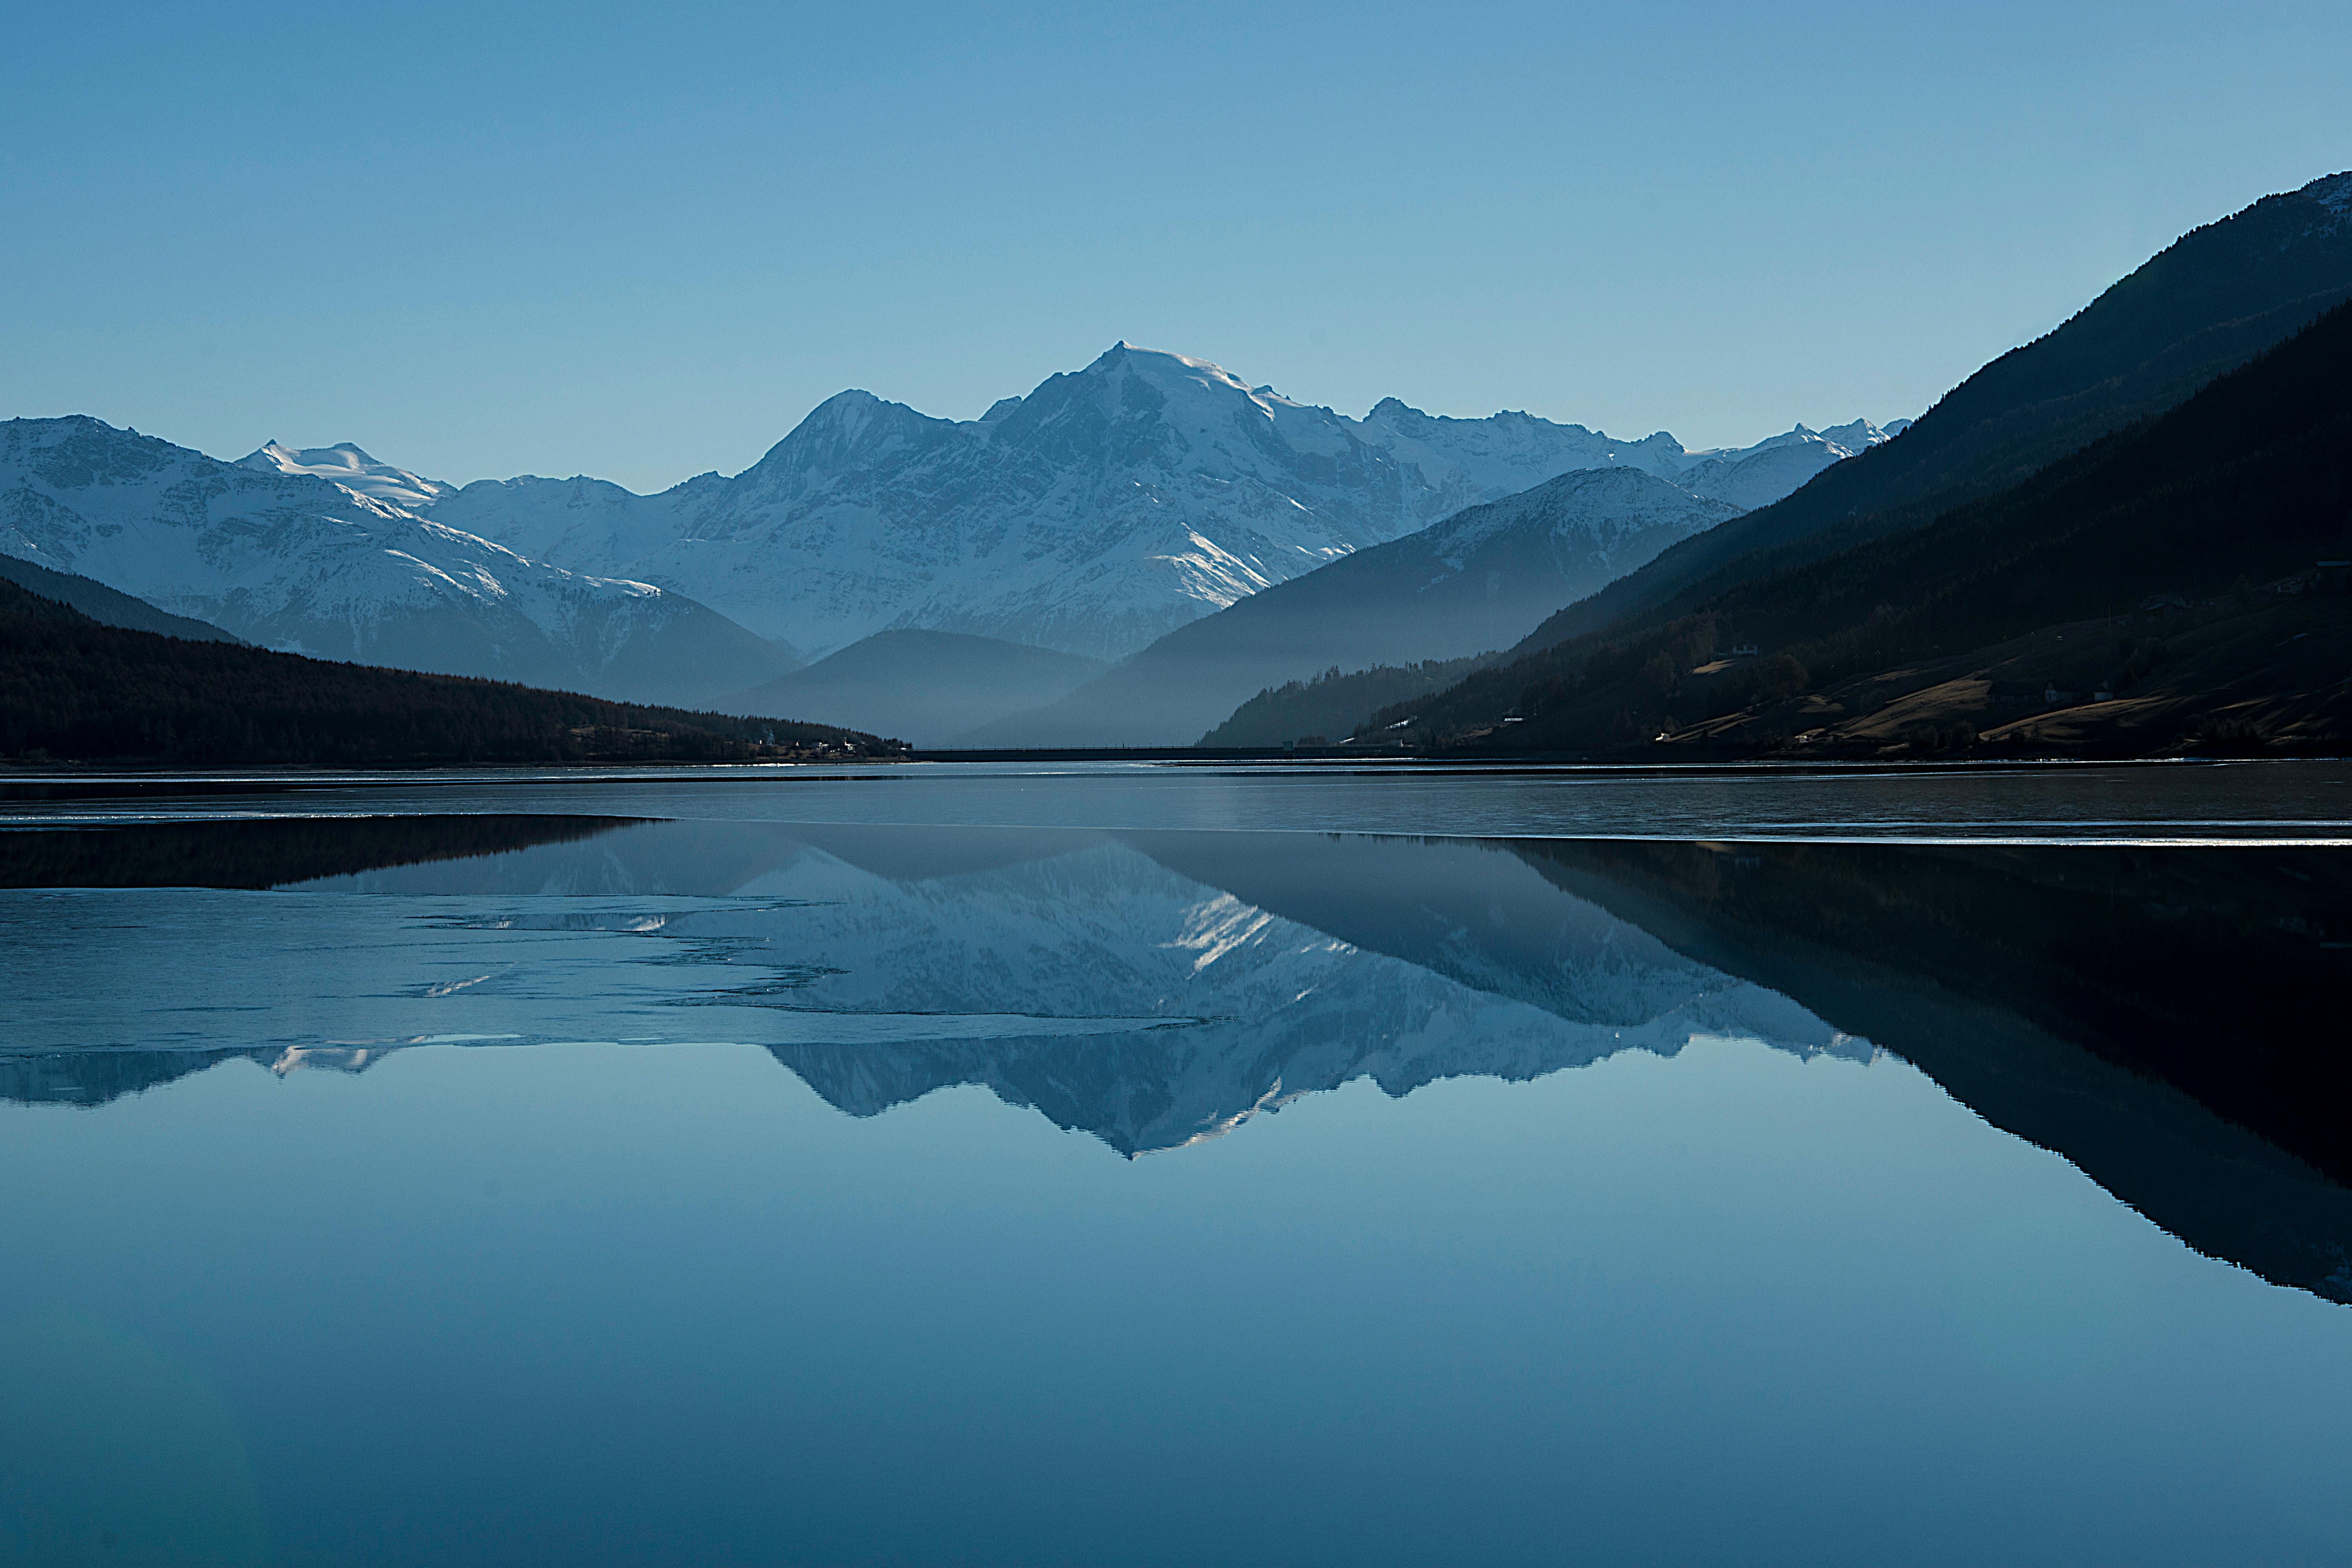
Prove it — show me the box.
[719,390,956,514]
[368,348,1898,662]
[237,439,457,512]
[1813,417,1895,456]
[1664,416,1901,510]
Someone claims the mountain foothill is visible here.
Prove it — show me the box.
[4,169,2347,766]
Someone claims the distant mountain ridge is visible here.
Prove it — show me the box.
[12,364,1889,726]
[0,416,795,705]
[402,345,1893,661]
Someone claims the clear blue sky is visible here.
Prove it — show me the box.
[3,0,2344,492]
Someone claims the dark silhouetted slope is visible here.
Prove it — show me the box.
[0,579,900,766]
[1396,298,2352,757]
[0,553,242,642]
[1200,655,1493,748]
[1515,169,2352,655]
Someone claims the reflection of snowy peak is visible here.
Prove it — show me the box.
[723,831,1861,1154]
[7,822,1869,1152]
[424,345,1903,661]
[0,417,793,704]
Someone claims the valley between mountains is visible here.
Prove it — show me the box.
[5,168,2349,763]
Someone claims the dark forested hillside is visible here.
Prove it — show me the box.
[0,553,243,642]
[0,581,904,766]
[1514,169,2352,655]
[1385,299,2352,758]
[1199,655,1492,748]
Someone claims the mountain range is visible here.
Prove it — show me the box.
[11,170,2343,757]
[412,347,1886,666]
[0,417,795,705]
[7,353,1887,720]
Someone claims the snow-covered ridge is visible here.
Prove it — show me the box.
[0,416,791,703]
[24,348,1901,682]
[238,440,457,512]
[1424,464,1745,570]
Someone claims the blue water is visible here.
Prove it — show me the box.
[3,764,2348,1567]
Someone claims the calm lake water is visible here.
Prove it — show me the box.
[3,761,2349,1567]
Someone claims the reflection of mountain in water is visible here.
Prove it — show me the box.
[0,1044,395,1108]
[0,822,1856,1148]
[1508,840,2352,1303]
[753,828,1855,1155]
[5,813,2346,1303]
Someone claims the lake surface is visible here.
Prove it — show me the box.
[4,761,2349,1567]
